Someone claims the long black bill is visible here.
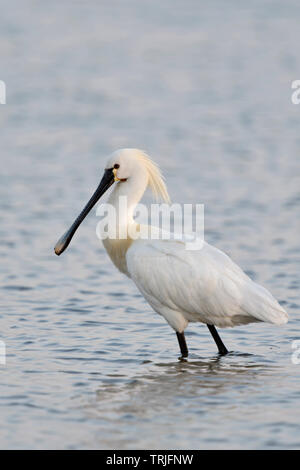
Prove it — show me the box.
[54,168,114,256]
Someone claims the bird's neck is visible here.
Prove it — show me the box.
[102,178,147,275]
[107,178,146,234]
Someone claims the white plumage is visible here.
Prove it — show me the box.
[55,148,288,356]
[127,238,287,331]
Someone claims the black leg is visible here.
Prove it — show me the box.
[176,331,189,357]
[207,324,228,355]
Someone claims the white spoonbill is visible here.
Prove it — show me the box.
[54,149,288,356]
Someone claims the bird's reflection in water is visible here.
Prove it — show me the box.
[83,353,285,449]
[93,352,280,415]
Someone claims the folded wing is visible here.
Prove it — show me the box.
[126,239,288,327]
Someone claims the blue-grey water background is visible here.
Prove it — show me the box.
[0,0,300,449]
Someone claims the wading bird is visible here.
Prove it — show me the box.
[54,149,288,357]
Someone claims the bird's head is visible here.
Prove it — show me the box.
[106,148,148,185]
[54,148,170,256]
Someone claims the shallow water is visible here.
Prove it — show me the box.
[0,0,300,449]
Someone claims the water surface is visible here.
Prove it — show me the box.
[0,0,300,449]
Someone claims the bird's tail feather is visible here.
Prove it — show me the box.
[245,281,288,325]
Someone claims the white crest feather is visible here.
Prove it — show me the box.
[137,151,171,204]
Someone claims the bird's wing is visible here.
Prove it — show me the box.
[126,239,288,327]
